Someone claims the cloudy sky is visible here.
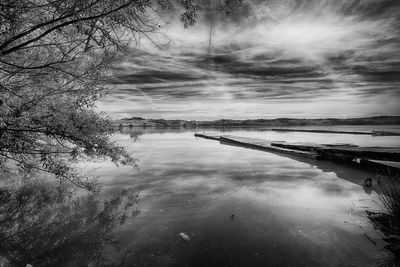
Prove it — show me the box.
[98,0,400,120]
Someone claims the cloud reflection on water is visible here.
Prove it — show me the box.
[95,131,387,266]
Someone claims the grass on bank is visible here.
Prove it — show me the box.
[367,175,400,264]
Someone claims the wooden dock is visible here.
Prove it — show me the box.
[195,133,400,174]
[194,133,220,141]
[270,128,400,136]
[270,142,400,161]
[219,135,318,158]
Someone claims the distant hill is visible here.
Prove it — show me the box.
[113,116,400,128]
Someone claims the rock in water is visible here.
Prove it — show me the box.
[179,232,191,241]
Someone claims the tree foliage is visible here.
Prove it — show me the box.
[0,0,205,190]
[0,0,241,190]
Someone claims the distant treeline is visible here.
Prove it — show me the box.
[114,116,400,128]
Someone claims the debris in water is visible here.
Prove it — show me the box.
[364,178,373,187]
[230,214,235,220]
[179,232,191,241]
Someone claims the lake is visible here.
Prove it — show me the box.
[90,125,400,266]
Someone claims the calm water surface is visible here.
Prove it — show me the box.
[95,126,400,266]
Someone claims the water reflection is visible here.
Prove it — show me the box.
[94,129,395,266]
[2,127,394,266]
[118,124,400,147]
[0,180,138,267]
[220,139,381,187]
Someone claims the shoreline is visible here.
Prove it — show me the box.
[113,116,400,129]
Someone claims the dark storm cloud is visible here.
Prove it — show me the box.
[99,0,400,119]
[112,70,210,84]
[191,53,325,78]
[353,85,400,98]
[340,0,400,18]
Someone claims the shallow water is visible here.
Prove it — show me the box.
[92,126,400,266]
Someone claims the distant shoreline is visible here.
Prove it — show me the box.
[113,115,400,128]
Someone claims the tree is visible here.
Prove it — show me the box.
[0,0,241,190]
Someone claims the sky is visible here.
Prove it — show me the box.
[97,0,400,120]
